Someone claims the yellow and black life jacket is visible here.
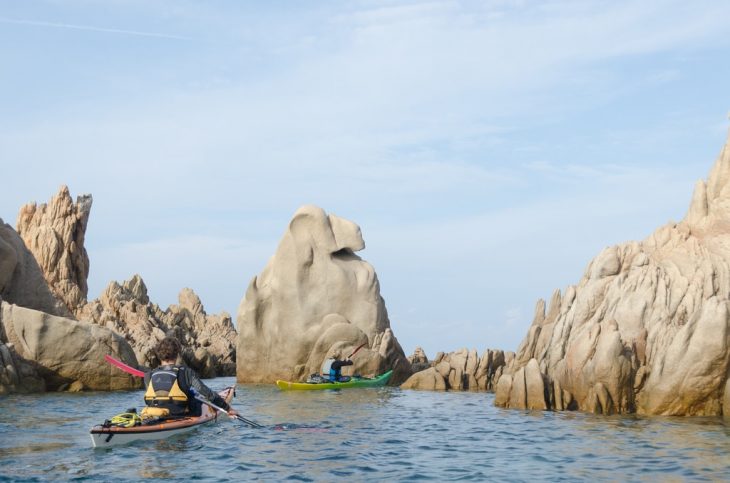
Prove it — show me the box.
[144,367,189,415]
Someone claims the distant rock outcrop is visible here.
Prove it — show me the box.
[408,346,430,372]
[496,131,730,416]
[16,185,91,317]
[237,205,412,384]
[400,347,510,391]
[80,276,237,378]
[0,300,139,393]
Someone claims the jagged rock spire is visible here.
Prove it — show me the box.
[16,185,92,316]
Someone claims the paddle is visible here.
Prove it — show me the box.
[104,354,145,378]
[347,342,367,359]
[105,355,263,429]
[190,389,263,428]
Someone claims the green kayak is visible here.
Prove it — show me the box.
[276,370,393,390]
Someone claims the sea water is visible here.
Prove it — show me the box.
[1,377,729,481]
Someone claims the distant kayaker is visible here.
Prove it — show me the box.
[321,348,353,382]
[143,336,239,418]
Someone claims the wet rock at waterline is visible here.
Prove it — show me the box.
[496,131,730,416]
[237,205,412,384]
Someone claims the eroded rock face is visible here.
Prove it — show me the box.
[237,205,412,384]
[0,337,45,395]
[400,347,509,392]
[408,346,430,372]
[0,301,139,391]
[80,276,237,378]
[401,367,447,390]
[0,219,69,317]
[497,131,730,416]
[1,187,238,392]
[16,185,92,317]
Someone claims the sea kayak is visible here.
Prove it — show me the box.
[276,370,393,391]
[90,387,234,448]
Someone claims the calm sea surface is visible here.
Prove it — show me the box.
[1,377,729,481]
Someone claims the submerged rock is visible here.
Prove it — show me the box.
[237,205,412,384]
[496,131,730,416]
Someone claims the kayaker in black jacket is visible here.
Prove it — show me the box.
[321,349,353,382]
[143,336,238,418]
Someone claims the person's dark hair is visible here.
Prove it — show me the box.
[156,336,181,362]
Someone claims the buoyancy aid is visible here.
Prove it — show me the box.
[321,358,340,381]
[144,366,189,415]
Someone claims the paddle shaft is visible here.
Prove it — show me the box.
[105,355,262,429]
[192,392,262,428]
[347,342,367,359]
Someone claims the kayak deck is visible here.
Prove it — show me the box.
[276,370,393,391]
[90,387,234,448]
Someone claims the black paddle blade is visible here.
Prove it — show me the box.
[235,415,263,428]
[272,423,328,432]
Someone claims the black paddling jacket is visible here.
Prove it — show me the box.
[143,364,231,415]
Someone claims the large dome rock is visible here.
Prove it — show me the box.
[236,205,412,384]
[0,300,139,392]
[80,276,237,378]
[0,219,69,317]
[496,131,730,416]
[16,185,92,317]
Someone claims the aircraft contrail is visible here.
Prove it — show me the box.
[0,17,192,40]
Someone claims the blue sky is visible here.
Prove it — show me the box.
[1,0,729,357]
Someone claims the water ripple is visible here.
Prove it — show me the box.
[1,379,729,481]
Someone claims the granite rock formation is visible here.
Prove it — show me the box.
[408,346,430,372]
[80,276,237,378]
[401,347,510,391]
[0,187,238,392]
[496,131,730,416]
[0,300,139,393]
[16,185,91,317]
[237,205,412,384]
[0,219,69,317]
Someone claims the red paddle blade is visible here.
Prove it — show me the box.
[104,354,145,378]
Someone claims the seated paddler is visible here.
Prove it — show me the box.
[143,336,238,418]
[321,348,354,382]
